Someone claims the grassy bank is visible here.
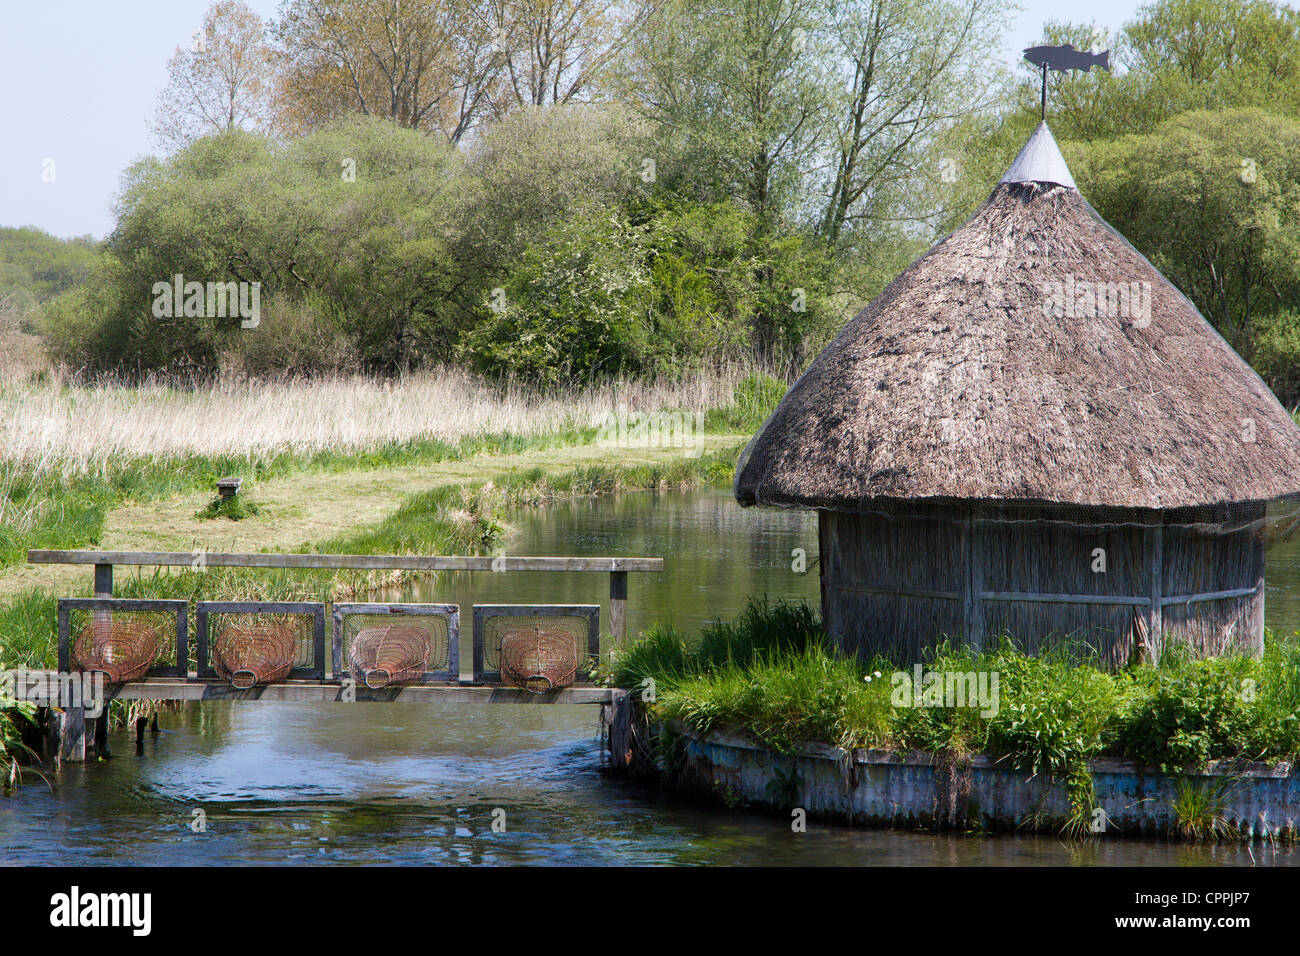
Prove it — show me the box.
[612,600,1300,840]
[0,367,781,572]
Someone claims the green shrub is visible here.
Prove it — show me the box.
[460,208,653,384]
[1111,656,1259,772]
[694,598,825,670]
[661,644,891,754]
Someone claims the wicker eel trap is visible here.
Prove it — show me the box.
[348,625,432,689]
[499,627,580,694]
[71,619,162,684]
[213,623,296,689]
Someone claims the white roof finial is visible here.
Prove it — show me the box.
[1000,121,1075,189]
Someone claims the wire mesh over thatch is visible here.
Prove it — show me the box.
[499,627,580,694]
[212,623,296,689]
[348,625,432,689]
[735,122,1300,513]
[71,618,162,684]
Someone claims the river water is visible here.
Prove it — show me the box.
[2,489,1298,865]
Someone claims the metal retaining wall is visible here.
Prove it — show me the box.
[664,725,1300,840]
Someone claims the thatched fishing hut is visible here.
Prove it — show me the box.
[735,122,1300,666]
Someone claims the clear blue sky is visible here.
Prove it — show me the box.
[0,0,1143,240]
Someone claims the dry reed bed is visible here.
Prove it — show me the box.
[0,365,754,477]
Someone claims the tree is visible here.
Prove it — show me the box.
[1074,108,1300,360]
[456,103,647,266]
[51,118,463,376]
[817,0,1009,247]
[273,0,501,143]
[626,0,830,222]
[151,1,275,149]
[483,0,654,112]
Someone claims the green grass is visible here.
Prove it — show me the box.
[0,424,610,570]
[1171,776,1242,842]
[195,495,262,520]
[612,599,1300,836]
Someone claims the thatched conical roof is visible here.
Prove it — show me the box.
[736,122,1300,512]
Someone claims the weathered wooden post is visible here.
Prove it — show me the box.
[1144,516,1163,666]
[610,570,628,644]
[93,562,113,600]
[88,562,113,759]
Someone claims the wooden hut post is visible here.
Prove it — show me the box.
[961,512,985,651]
[1145,514,1163,665]
[818,512,835,643]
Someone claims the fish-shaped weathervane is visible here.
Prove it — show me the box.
[1024,43,1111,119]
[1023,43,1110,73]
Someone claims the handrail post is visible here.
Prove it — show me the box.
[93,563,113,599]
[610,571,628,645]
[90,563,113,758]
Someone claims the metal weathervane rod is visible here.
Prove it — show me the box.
[1023,43,1111,120]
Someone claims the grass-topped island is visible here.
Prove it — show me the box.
[605,600,1300,842]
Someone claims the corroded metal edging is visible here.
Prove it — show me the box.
[663,724,1300,840]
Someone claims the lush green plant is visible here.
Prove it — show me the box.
[1117,655,1260,772]
[1254,310,1300,409]
[45,118,461,375]
[1074,108,1300,359]
[660,643,892,754]
[0,227,99,302]
[1171,776,1241,843]
[195,495,262,520]
[610,625,694,691]
[461,209,653,384]
[621,601,1300,838]
[0,696,38,790]
[703,373,789,432]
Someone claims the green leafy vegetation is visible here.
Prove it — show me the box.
[195,495,262,520]
[12,0,1300,403]
[613,599,1300,835]
[0,227,99,306]
[1171,776,1243,842]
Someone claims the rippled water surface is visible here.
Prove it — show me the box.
[3,488,1298,865]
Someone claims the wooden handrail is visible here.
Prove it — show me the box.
[27,550,663,572]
